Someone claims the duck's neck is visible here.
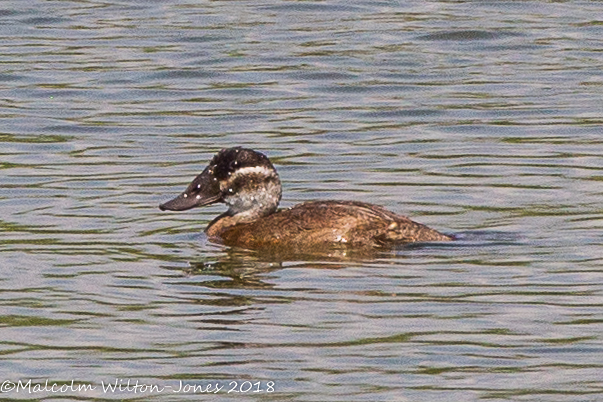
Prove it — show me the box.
[223,175,282,218]
[207,177,282,238]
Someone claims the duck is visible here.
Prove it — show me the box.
[159,147,453,251]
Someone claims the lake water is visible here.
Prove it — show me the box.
[1,0,603,400]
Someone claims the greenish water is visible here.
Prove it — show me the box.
[1,0,603,401]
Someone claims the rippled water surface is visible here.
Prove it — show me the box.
[1,0,603,400]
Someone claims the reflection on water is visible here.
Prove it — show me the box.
[1,0,603,400]
[187,230,520,291]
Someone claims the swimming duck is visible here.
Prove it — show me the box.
[159,147,453,251]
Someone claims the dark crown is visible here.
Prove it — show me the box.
[208,147,276,180]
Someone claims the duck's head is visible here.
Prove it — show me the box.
[159,147,282,219]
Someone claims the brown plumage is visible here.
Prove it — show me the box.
[208,200,451,249]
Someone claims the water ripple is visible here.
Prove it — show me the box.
[1,0,602,400]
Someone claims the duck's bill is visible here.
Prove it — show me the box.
[159,193,221,211]
[159,169,222,211]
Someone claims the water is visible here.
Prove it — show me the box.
[1,0,603,400]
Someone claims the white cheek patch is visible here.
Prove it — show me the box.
[219,165,277,192]
[231,165,276,179]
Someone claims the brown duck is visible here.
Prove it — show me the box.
[159,147,453,251]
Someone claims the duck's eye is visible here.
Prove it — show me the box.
[228,159,239,172]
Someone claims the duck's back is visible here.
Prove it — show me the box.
[207,200,452,250]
